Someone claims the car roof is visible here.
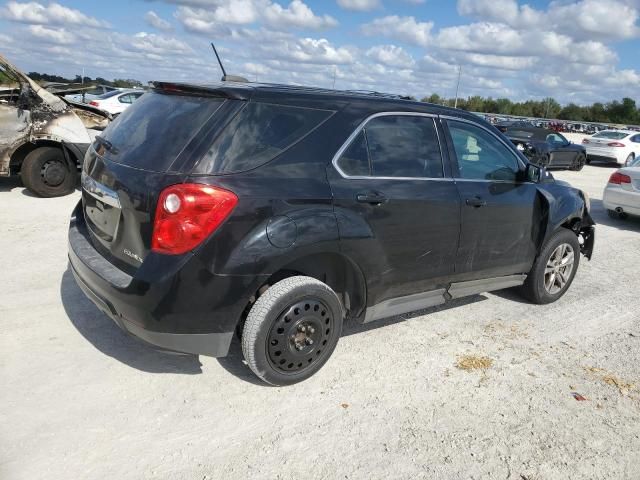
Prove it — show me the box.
[504,126,556,140]
[151,80,481,120]
[595,129,636,136]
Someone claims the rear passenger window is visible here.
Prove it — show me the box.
[366,116,443,178]
[336,131,370,176]
[336,114,443,178]
[196,102,332,174]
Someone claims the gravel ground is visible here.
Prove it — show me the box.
[1,161,639,480]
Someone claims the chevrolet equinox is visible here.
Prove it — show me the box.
[68,82,595,385]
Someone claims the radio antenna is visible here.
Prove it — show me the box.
[211,43,227,78]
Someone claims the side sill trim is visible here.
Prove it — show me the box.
[363,274,527,323]
[448,274,527,299]
[364,288,446,323]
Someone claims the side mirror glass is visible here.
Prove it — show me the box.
[526,163,542,183]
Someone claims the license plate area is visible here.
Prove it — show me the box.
[82,172,122,243]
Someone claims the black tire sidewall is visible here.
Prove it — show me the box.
[242,277,343,386]
[524,229,580,304]
[20,147,77,197]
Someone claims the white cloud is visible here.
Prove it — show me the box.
[264,0,337,29]
[361,15,433,47]
[366,45,415,68]
[27,24,76,44]
[1,1,109,28]
[144,11,173,31]
[174,0,336,33]
[457,0,640,41]
[337,0,382,12]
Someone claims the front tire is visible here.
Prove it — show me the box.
[520,229,580,304]
[624,153,634,167]
[20,147,77,197]
[241,276,344,386]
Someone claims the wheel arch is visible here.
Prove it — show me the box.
[10,140,79,175]
[248,252,367,322]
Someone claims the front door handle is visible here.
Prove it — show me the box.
[356,192,387,205]
[465,197,487,208]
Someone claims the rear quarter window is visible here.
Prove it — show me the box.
[194,102,333,174]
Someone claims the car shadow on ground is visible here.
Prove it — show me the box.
[216,294,488,385]
[60,267,203,374]
[0,176,24,193]
[589,198,640,233]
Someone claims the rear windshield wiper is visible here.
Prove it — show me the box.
[95,135,118,154]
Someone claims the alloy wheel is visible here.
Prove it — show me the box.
[544,243,575,294]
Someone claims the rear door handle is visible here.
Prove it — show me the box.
[356,192,387,205]
[465,197,487,208]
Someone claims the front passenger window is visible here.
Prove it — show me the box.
[448,121,521,182]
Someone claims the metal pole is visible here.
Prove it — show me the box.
[454,65,462,109]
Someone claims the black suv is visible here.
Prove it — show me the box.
[68,82,595,385]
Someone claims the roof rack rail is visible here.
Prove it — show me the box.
[343,89,412,100]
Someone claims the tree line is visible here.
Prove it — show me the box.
[0,70,143,89]
[421,94,640,125]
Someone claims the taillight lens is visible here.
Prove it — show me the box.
[608,172,631,184]
[608,142,625,147]
[582,139,589,144]
[152,184,238,255]
[89,100,99,106]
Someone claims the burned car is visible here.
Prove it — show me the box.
[504,127,586,171]
[0,54,110,197]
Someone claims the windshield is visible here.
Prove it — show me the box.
[97,90,224,172]
[593,131,630,140]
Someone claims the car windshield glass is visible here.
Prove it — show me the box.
[593,131,629,140]
[97,90,123,100]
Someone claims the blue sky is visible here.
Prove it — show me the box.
[1,0,639,104]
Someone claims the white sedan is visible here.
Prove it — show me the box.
[582,130,640,166]
[603,167,640,218]
[88,89,145,116]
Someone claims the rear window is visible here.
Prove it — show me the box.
[97,90,122,99]
[97,91,224,171]
[194,102,332,174]
[593,131,630,140]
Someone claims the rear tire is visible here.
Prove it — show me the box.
[241,276,344,386]
[20,147,77,197]
[520,229,580,305]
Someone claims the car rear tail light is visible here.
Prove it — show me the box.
[608,172,631,185]
[152,183,238,255]
[607,142,625,147]
[89,100,99,106]
[582,139,589,144]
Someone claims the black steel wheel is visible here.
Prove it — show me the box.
[242,276,343,386]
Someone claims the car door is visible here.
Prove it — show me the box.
[443,117,540,280]
[547,133,576,167]
[327,113,461,309]
[115,93,132,113]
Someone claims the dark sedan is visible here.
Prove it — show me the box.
[504,127,586,171]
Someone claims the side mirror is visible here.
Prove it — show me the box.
[525,163,543,183]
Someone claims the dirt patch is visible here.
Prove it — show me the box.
[456,354,493,371]
[585,366,636,396]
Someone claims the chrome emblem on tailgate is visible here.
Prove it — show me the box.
[123,249,143,263]
[81,172,121,209]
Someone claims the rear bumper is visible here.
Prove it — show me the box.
[603,186,640,216]
[68,201,265,357]
[586,149,627,164]
[69,261,233,356]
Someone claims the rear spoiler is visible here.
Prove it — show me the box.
[151,82,251,101]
